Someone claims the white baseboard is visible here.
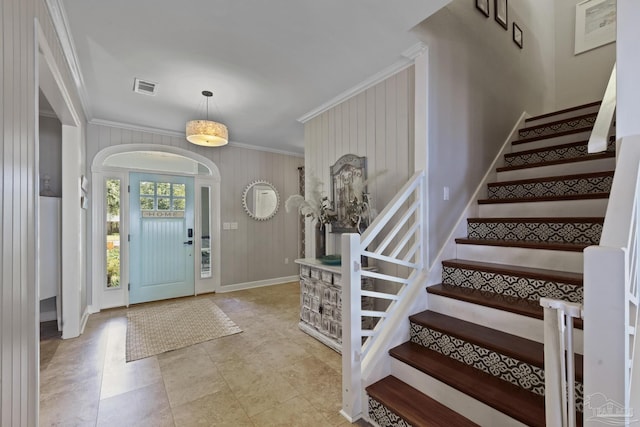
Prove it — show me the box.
[217,275,299,293]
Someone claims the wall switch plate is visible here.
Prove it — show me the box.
[223,222,231,230]
[443,186,450,201]
[284,258,289,264]
[230,222,238,230]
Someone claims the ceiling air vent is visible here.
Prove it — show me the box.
[133,78,158,96]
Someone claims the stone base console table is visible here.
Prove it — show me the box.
[295,258,375,353]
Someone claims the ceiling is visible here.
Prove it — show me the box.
[60,0,448,154]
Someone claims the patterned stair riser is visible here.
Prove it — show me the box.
[518,115,596,139]
[467,221,602,245]
[368,398,412,427]
[504,140,615,168]
[442,265,583,303]
[487,174,612,199]
[409,323,584,411]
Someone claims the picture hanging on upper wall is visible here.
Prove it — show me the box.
[574,0,616,55]
[476,0,489,18]
[513,23,523,49]
[495,0,508,30]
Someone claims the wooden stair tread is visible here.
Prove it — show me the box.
[503,136,613,158]
[427,283,584,329]
[487,170,614,187]
[513,126,594,145]
[525,101,601,123]
[467,217,604,224]
[478,192,610,204]
[519,112,597,133]
[496,151,615,172]
[410,310,545,368]
[442,258,583,285]
[455,238,589,251]
[390,342,546,427]
[366,376,480,427]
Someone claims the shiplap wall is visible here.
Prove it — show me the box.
[86,123,303,293]
[1,0,87,424]
[304,66,415,257]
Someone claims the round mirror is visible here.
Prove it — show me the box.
[242,180,280,221]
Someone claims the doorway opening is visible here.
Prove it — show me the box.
[91,145,221,310]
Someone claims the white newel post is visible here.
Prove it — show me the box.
[341,233,363,422]
[543,305,564,427]
[584,246,628,425]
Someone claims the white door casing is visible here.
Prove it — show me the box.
[91,144,221,310]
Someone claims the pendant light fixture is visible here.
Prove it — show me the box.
[186,90,229,147]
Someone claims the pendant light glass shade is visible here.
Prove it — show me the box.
[186,120,228,146]
[186,90,229,147]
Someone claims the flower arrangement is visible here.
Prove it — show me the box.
[285,175,336,230]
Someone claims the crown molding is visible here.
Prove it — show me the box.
[297,42,427,124]
[45,0,93,120]
[89,118,304,158]
[39,110,60,120]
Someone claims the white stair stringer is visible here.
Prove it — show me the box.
[495,157,615,182]
[478,198,608,218]
[390,359,528,427]
[524,104,601,127]
[510,130,594,153]
[427,293,584,353]
[455,244,583,273]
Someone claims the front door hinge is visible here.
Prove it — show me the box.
[128,234,130,242]
[128,185,130,193]
[128,283,130,291]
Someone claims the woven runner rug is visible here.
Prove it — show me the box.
[126,298,242,362]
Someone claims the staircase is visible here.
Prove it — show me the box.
[365,101,615,427]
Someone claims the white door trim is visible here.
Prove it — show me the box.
[91,144,221,310]
[36,19,85,342]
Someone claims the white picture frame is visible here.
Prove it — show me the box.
[574,0,617,55]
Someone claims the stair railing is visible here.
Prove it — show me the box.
[340,170,426,422]
[540,298,584,427]
[583,134,640,427]
[588,63,616,154]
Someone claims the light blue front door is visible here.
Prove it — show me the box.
[129,173,195,304]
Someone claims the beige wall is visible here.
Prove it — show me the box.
[415,2,554,264]
[1,0,87,423]
[554,0,616,110]
[303,66,415,257]
[86,123,303,291]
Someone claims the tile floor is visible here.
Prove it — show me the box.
[39,282,371,426]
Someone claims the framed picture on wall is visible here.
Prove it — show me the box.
[513,23,523,49]
[476,0,489,18]
[574,0,616,55]
[495,0,508,30]
[330,154,366,233]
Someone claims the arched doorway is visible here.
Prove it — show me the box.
[91,144,221,310]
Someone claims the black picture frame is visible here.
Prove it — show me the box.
[513,23,523,49]
[495,0,508,30]
[475,0,489,18]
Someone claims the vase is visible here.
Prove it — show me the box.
[315,224,326,258]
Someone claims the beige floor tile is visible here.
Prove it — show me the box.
[171,389,253,427]
[223,369,300,417]
[39,377,101,427]
[160,348,229,407]
[249,395,333,427]
[100,355,163,400]
[40,281,350,427]
[96,381,173,427]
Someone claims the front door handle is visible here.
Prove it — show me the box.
[183,240,193,245]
